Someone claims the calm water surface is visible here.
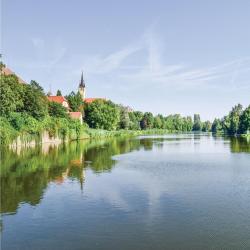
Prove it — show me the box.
[1,134,250,250]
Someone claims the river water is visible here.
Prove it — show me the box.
[1,133,250,250]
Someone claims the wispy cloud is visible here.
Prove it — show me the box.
[80,45,142,74]
[73,28,250,91]
[13,29,250,93]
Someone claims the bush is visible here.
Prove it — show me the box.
[85,100,120,130]
[7,112,40,135]
[48,102,69,118]
[0,117,17,145]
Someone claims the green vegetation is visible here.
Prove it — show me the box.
[212,104,250,136]
[0,66,249,146]
[85,100,120,130]
[56,89,62,96]
[66,91,84,112]
[193,114,202,131]
[48,101,69,118]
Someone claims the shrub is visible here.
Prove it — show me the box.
[7,112,40,135]
[84,100,120,130]
[48,102,69,118]
[0,117,17,145]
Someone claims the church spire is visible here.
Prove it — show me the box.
[78,71,86,99]
[79,71,85,88]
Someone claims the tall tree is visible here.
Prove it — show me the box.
[66,91,84,112]
[30,80,45,94]
[128,111,143,130]
[140,112,154,129]
[238,105,250,134]
[154,114,163,129]
[193,114,202,131]
[0,75,24,116]
[84,100,120,130]
[119,106,130,129]
[48,102,69,118]
[202,121,212,132]
[226,104,243,135]
[56,90,62,96]
[211,118,223,133]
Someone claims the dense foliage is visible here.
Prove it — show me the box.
[0,74,84,144]
[0,68,249,145]
[66,91,84,112]
[84,100,120,130]
[212,104,250,135]
[0,76,48,119]
[48,102,69,118]
[56,89,62,96]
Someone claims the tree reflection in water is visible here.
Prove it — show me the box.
[1,138,142,214]
[1,135,249,215]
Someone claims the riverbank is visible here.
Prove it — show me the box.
[1,114,173,147]
[5,127,172,148]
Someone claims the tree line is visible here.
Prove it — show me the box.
[0,66,249,143]
[51,89,210,132]
[211,104,250,135]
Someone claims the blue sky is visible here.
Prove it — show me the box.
[2,0,250,120]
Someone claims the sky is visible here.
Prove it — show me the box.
[1,0,250,120]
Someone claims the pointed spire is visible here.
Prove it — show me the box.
[79,71,85,88]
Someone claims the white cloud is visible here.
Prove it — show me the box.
[72,28,250,91]
[15,30,250,93]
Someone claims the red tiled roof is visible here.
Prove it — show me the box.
[48,96,67,104]
[84,98,105,103]
[69,112,82,119]
[1,66,26,84]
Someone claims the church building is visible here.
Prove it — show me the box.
[78,71,105,103]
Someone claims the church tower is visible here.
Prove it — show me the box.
[78,71,86,99]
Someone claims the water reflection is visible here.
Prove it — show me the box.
[230,136,250,153]
[1,134,249,215]
[1,138,142,214]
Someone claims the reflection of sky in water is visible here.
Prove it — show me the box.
[1,134,250,250]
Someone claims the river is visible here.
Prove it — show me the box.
[1,133,250,250]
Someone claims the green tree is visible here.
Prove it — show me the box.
[48,102,69,118]
[227,104,243,135]
[66,91,83,112]
[193,114,202,131]
[202,121,212,132]
[0,75,24,116]
[181,116,193,131]
[140,112,154,129]
[119,106,130,129]
[172,114,183,131]
[164,115,174,131]
[185,116,193,131]
[7,112,40,134]
[30,80,45,94]
[22,82,48,120]
[56,90,62,96]
[128,111,143,130]
[154,114,163,129]
[238,105,250,134]
[84,100,120,130]
[211,118,223,133]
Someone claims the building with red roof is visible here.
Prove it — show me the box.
[84,98,105,104]
[69,112,83,124]
[47,96,70,110]
[47,71,106,122]
[1,66,26,84]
